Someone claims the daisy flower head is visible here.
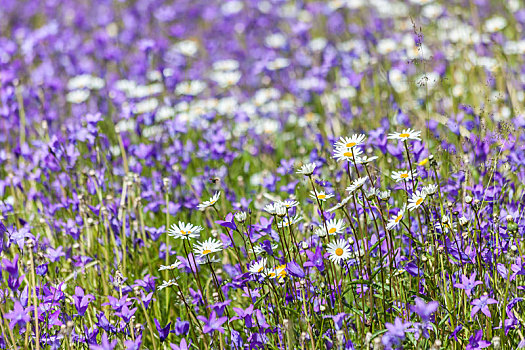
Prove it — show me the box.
[235,211,247,223]
[251,243,278,256]
[277,215,303,228]
[408,190,427,212]
[423,184,438,196]
[249,258,268,275]
[193,238,223,260]
[296,162,316,176]
[327,196,352,212]
[387,205,406,230]
[158,278,179,291]
[197,191,221,211]
[280,200,299,209]
[333,146,363,162]
[327,239,352,264]
[334,134,366,149]
[387,128,422,141]
[158,260,182,271]
[264,202,279,215]
[391,169,418,183]
[310,191,334,202]
[346,177,367,194]
[275,203,287,217]
[325,218,346,235]
[355,155,379,164]
[268,264,287,282]
[168,222,203,240]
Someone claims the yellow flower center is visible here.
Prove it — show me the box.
[343,151,353,157]
[395,214,403,223]
[318,194,326,199]
[181,230,187,235]
[346,142,356,147]
[202,249,212,255]
[400,133,410,138]
[416,198,423,205]
[257,266,264,273]
[400,173,409,178]
[210,200,216,204]
[335,248,344,256]
[329,228,337,234]
[418,158,428,166]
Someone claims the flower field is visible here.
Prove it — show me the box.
[1,0,525,349]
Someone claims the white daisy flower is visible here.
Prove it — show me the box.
[263,202,279,215]
[314,226,327,238]
[326,239,352,264]
[280,200,299,209]
[309,191,334,202]
[268,264,287,282]
[196,255,221,265]
[325,218,346,235]
[333,146,363,162]
[378,190,391,201]
[346,177,367,194]
[235,211,247,223]
[423,184,438,196]
[275,203,287,217]
[175,80,207,96]
[158,279,179,290]
[193,238,223,259]
[484,16,507,33]
[251,243,278,256]
[387,205,406,230]
[387,128,422,141]
[168,222,203,240]
[407,190,427,211]
[296,163,316,176]
[159,261,182,271]
[66,90,90,104]
[327,196,352,212]
[355,155,379,164]
[333,134,366,149]
[277,215,303,228]
[248,258,267,275]
[391,169,418,183]
[197,192,221,211]
[212,59,240,71]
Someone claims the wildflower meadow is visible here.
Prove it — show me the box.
[1,0,525,349]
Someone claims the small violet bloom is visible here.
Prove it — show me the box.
[471,295,498,318]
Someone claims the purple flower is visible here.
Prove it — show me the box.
[466,330,491,350]
[115,305,137,323]
[154,318,171,342]
[90,333,117,350]
[3,254,19,278]
[382,317,411,349]
[216,213,237,231]
[124,335,142,350]
[170,338,190,350]
[304,245,325,272]
[103,295,131,312]
[197,310,227,334]
[286,260,305,278]
[454,272,482,297]
[73,286,95,316]
[173,318,189,336]
[231,304,254,327]
[471,295,498,318]
[4,301,29,329]
[410,297,438,322]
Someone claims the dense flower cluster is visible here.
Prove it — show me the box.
[0,0,524,349]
